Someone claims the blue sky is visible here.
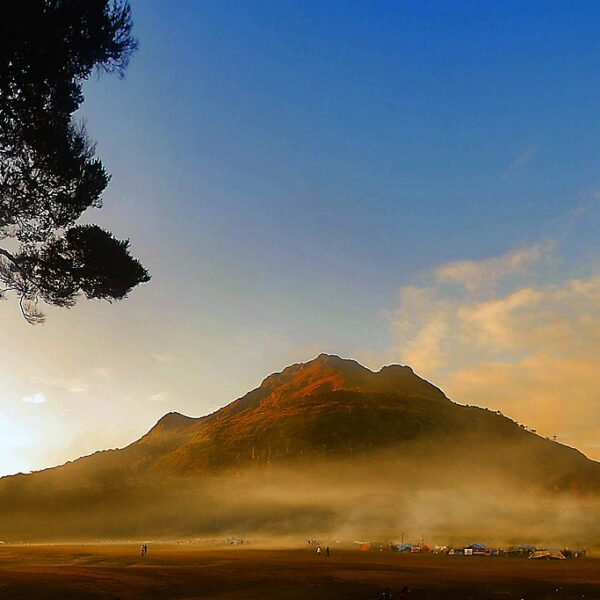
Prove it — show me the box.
[86,0,600,284]
[2,1,600,475]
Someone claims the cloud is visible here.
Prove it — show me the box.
[434,243,550,291]
[449,354,600,455]
[150,392,168,403]
[0,413,35,475]
[151,353,180,364]
[93,367,113,379]
[389,243,600,459]
[572,191,600,217]
[22,393,47,404]
[40,378,88,394]
[504,145,538,179]
[390,286,450,373]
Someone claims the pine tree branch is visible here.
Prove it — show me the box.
[0,246,18,264]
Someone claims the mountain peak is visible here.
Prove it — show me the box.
[258,354,369,393]
[152,412,196,432]
[314,352,360,365]
[254,354,447,404]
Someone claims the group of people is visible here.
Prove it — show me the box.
[379,586,409,599]
[140,544,149,556]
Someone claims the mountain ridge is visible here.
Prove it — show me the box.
[2,354,596,479]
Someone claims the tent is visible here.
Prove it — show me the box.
[466,543,486,551]
[529,550,566,560]
[353,541,370,551]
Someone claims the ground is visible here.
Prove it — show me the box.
[0,544,598,599]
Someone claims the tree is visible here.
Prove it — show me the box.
[0,0,149,323]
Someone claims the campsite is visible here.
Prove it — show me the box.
[386,542,586,559]
[0,543,598,599]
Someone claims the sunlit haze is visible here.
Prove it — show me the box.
[2,0,600,476]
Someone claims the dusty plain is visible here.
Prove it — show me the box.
[0,544,598,599]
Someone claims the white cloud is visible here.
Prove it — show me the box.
[40,377,88,394]
[22,393,47,404]
[151,353,180,364]
[150,392,168,403]
[66,381,88,393]
[434,243,550,291]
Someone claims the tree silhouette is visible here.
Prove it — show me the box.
[0,0,149,323]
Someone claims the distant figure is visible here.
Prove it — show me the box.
[316,545,322,556]
[379,588,392,600]
[140,544,144,557]
[326,545,330,557]
[398,585,410,598]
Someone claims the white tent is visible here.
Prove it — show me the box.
[529,550,566,560]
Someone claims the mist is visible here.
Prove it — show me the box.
[2,435,599,549]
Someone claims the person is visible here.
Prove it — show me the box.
[326,545,330,557]
[398,585,410,598]
[140,544,144,557]
[316,545,322,556]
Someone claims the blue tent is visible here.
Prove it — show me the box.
[466,543,486,551]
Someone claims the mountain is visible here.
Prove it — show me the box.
[1,354,600,543]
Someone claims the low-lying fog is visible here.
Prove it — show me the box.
[2,437,600,547]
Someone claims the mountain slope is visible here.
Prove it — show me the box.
[1,354,599,542]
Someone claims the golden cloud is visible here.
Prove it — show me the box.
[391,245,600,459]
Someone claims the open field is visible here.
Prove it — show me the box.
[0,544,598,599]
